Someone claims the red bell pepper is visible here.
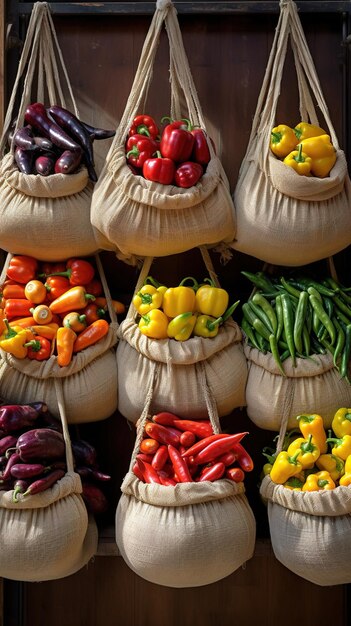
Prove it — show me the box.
[44,276,70,301]
[191,128,211,165]
[142,152,175,185]
[160,117,195,162]
[174,161,203,188]
[7,255,38,284]
[44,258,95,286]
[126,134,159,168]
[25,336,51,361]
[128,114,159,140]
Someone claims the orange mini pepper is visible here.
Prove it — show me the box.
[24,280,47,304]
[56,326,77,367]
[49,286,95,315]
[63,311,87,333]
[73,318,110,353]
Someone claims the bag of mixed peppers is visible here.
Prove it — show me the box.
[260,408,351,586]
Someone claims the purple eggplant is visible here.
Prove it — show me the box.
[81,482,109,515]
[33,136,54,151]
[10,462,47,479]
[0,435,18,455]
[13,125,36,151]
[12,479,30,502]
[80,120,116,140]
[54,148,82,175]
[22,468,65,496]
[35,154,54,176]
[76,466,111,482]
[25,102,81,152]
[0,402,48,434]
[16,428,65,462]
[72,440,97,467]
[14,146,34,174]
[48,105,94,165]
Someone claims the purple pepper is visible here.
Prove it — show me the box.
[0,435,18,455]
[0,402,48,434]
[16,428,65,462]
[72,440,97,467]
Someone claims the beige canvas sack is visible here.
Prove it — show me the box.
[244,344,351,431]
[233,0,351,266]
[0,2,98,261]
[116,371,256,587]
[0,253,118,424]
[117,248,247,423]
[260,412,351,586]
[91,0,235,265]
[0,379,98,581]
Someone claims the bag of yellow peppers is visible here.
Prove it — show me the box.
[270,121,337,178]
[132,276,239,341]
[262,408,351,491]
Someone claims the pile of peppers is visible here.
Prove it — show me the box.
[262,409,351,491]
[270,121,337,178]
[241,270,351,383]
[125,113,212,188]
[132,275,239,340]
[0,254,125,366]
[134,411,253,485]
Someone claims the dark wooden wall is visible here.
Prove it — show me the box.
[2,2,351,625]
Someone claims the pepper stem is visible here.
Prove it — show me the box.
[179,276,199,290]
[294,143,305,163]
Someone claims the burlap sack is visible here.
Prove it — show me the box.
[260,471,351,586]
[0,254,118,424]
[0,381,98,582]
[0,2,98,261]
[244,343,351,431]
[117,250,247,423]
[91,0,235,265]
[233,0,351,266]
[116,378,256,588]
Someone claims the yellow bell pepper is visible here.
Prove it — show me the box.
[195,279,229,318]
[270,124,298,158]
[338,455,351,485]
[287,434,320,469]
[293,121,327,141]
[0,319,28,359]
[302,470,335,491]
[331,408,351,438]
[283,144,312,176]
[132,284,163,316]
[298,134,337,178]
[269,450,302,484]
[162,279,196,318]
[167,312,197,341]
[326,434,351,461]
[296,413,327,454]
[138,309,169,339]
[193,314,222,338]
[316,453,345,482]
[284,476,304,491]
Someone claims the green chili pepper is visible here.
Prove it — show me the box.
[340,324,351,379]
[269,334,286,376]
[252,317,271,342]
[254,330,269,353]
[309,294,336,345]
[302,324,311,357]
[296,277,335,297]
[281,293,296,366]
[333,317,345,368]
[293,291,309,354]
[280,277,301,299]
[248,300,274,333]
[242,303,258,328]
[332,294,351,320]
[241,271,280,295]
[252,292,278,334]
[241,317,260,350]
[275,294,284,341]
[307,286,323,302]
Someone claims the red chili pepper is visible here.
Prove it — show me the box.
[126,134,159,168]
[191,128,211,165]
[216,450,238,466]
[198,461,225,482]
[174,161,203,188]
[158,475,177,486]
[144,421,180,447]
[136,452,154,464]
[24,336,51,361]
[7,255,38,284]
[151,444,169,471]
[128,114,159,140]
[232,443,254,472]
[182,433,232,458]
[160,117,195,162]
[45,259,95,286]
[172,419,213,440]
[225,467,245,482]
[193,433,249,465]
[142,151,175,185]
[179,431,196,448]
[45,276,70,301]
[133,461,144,481]
[152,412,179,426]
[136,458,161,484]
[4,298,33,319]
[168,444,193,482]
[1,452,21,481]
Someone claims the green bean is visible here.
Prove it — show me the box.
[311,336,326,355]
[269,334,286,377]
[275,294,284,341]
[340,324,351,379]
[280,277,302,299]
[281,293,296,366]
[332,317,345,368]
[252,292,278,334]
[248,300,274,333]
[293,291,309,354]
[241,318,261,350]
[309,295,336,345]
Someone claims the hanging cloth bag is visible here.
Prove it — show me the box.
[0,1,98,261]
[233,0,351,266]
[91,0,235,265]
[0,253,118,424]
[116,365,256,588]
[0,379,98,582]
[117,247,247,423]
[260,409,351,586]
